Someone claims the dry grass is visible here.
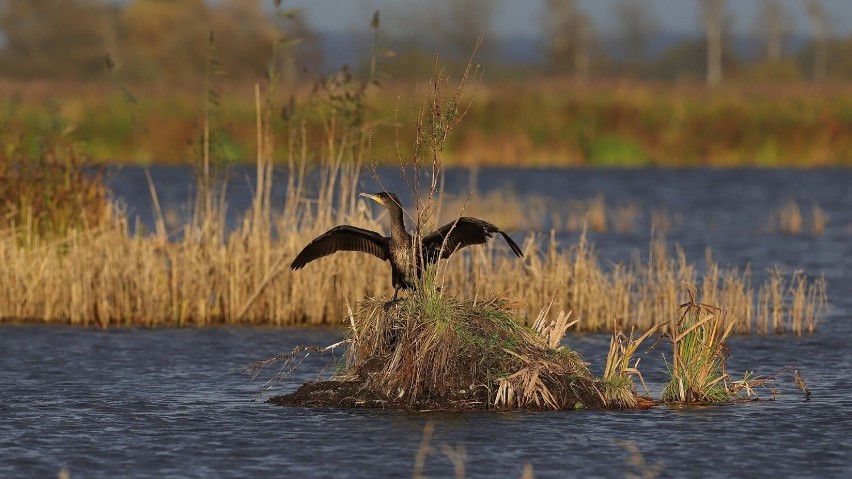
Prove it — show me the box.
[437,190,548,232]
[567,194,608,233]
[411,426,660,478]
[771,199,829,235]
[258,286,651,411]
[620,440,663,479]
[811,202,829,235]
[259,282,788,411]
[773,199,804,234]
[257,281,792,410]
[438,190,652,235]
[662,287,736,403]
[411,421,537,478]
[601,324,660,408]
[757,267,827,335]
[661,286,774,404]
[0,182,829,333]
[338,289,604,410]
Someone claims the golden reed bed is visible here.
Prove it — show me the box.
[0,182,827,334]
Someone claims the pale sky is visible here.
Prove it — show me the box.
[277,0,852,37]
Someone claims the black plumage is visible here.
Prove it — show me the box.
[290,192,524,299]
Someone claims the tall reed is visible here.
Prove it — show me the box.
[771,199,828,235]
[0,200,828,333]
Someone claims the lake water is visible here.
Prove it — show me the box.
[2,167,851,477]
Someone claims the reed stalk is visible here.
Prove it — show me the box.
[771,199,828,236]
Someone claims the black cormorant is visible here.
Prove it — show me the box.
[290,192,524,299]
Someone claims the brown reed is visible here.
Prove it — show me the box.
[0,184,828,334]
[601,324,660,408]
[773,199,804,234]
[811,202,828,235]
[771,198,828,235]
[340,291,603,410]
[438,190,657,236]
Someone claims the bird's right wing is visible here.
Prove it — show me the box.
[290,225,389,270]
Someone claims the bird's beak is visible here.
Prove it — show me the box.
[359,192,382,204]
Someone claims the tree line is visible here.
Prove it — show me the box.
[0,0,851,84]
[0,0,319,83]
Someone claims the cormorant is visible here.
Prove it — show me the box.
[290,192,524,299]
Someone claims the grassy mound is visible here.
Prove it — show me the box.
[264,286,802,410]
[271,289,607,411]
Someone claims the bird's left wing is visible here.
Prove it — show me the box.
[421,217,523,262]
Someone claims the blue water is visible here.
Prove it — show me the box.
[2,167,851,477]
[1,324,849,478]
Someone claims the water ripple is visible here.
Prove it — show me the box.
[3,168,852,477]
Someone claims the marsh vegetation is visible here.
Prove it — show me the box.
[0,3,833,334]
[0,54,829,335]
[258,280,800,411]
[0,113,829,333]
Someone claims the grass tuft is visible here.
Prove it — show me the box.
[661,284,783,404]
[602,324,660,408]
[662,286,735,403]
[771,198,829,235]
[339,290,604,410]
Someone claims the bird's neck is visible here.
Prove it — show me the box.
[388,205,409,242]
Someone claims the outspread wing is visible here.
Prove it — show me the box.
[290,225,389,270]
[421,217,523,263]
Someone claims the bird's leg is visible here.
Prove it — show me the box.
[384,286,401,311]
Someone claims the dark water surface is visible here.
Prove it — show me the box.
[3,167,851,477]
[2,325,850,478]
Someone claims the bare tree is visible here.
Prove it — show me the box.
[543,0,594,79]
[806,0,829,81]
[757,0,789,61]
[213,0,280,79]
[120,0,211,81]
[700,0,725,86]
[0,0,107,79]
[613,0,657,64]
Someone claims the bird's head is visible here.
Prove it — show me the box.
[359,191,401,209]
